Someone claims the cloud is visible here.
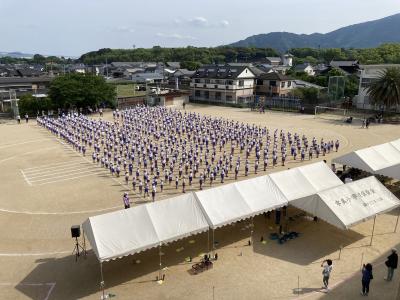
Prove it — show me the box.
[112,26,135,33]
[219,20,230,28]
[156,33,196,40]
[173,17,229,28]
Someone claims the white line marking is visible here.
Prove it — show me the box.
[23,160,84,171]
[0,138,51,149]
[44,282,56,300]
[55,139,130,191]
[33,171,104,185]
[0,205,121,215]
[19,169,32,186]
[28,167,100,181]
[0,251,69,257]
[0,282,56,300]
[23,162,89,174]
[0,147,58,165]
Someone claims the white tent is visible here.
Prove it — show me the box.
[195,176,288,229]
[333,139,400,180]
[305,176,400,229]
[269,162,343,213]
[234,175,288,215]
[146,193,209,244]
[195,183,254,229]
[82,204,159,262]
[83,193,209,262]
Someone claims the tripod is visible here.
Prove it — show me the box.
[72,237,86,262]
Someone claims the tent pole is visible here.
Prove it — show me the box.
[395,208,400,233]
[100,262,105,300]
[212,229,215,257]
[207,228,210,254]
[250,217,254,245]
[82,229,87,257]
[158,244,163,281]
[370,215,377,246]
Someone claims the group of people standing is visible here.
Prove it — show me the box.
[321,248,398,296]
[37,106,340,208]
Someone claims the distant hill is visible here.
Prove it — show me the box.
[0,51,34,58]
[229,13,400,52]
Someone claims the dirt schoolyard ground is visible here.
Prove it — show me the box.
[0,104,399,300]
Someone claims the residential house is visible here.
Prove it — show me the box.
[355,64,400,109]
[294,63,315,76]
[292,80,326,90]
[190,64,255,104]
[165,62,181,70]
[131,72,164,84]
[256,72,294,97]
[330,60,359,74]
[172,69,195,87]
[265,57,282,66]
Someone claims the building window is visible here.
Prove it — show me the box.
[215,80,221,84]
[204,91,209,99]
[226,95,233,101]
[281,82,285,88]
[287,81,291,87]
[239,80,244,87]
[195,90,200,97]
[195,79,200,83]
[214,85,218,89]
[256,79,263,86]
[227,80,233,85]
[270,81,276,87]
[205,79,210,84]
[216,92,221,100]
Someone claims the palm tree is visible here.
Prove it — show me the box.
[367,67,400,109]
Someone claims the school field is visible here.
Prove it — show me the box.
[0,104,399,300]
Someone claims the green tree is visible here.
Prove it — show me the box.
[49,73,116,110]
[367,67,400,108]
[33,54,46,64]
[18,94,54,116]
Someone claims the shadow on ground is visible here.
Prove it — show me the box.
[16,209,368,299]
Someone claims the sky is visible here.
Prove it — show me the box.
[1,0,400,57]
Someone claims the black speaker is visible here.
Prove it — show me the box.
[71,225,81,238]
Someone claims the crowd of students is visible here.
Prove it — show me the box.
[37,106,340,206]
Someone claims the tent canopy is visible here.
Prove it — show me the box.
[82,205,158,262]
[269,162,343,203]
[301,176,400,229]
[195,184,254,229]
[83,193,209,262]
[333,139,400,180]
[234,175,288,215]
[195,175,288,229]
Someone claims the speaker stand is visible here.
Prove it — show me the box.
[72,237,86,262]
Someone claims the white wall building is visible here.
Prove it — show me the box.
[355,64,400,109]
[191,65,255,104]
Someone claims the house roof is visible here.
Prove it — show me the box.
[294,63,313,71]
[292,80,326,90]
[330,60,359,67]
[166,62,181,69]
[193,65,255,79]
[266,57,282,63]
[259,72,292,81]
[174,69,195,76]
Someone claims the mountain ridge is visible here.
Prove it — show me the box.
[228,13,400,51]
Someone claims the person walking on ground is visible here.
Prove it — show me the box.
[25,113,29,123]
[361,263,373,296]
[123,192,130,209]
[321,259,333,291]
[17,115,21,124]
[385,248,398,281]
